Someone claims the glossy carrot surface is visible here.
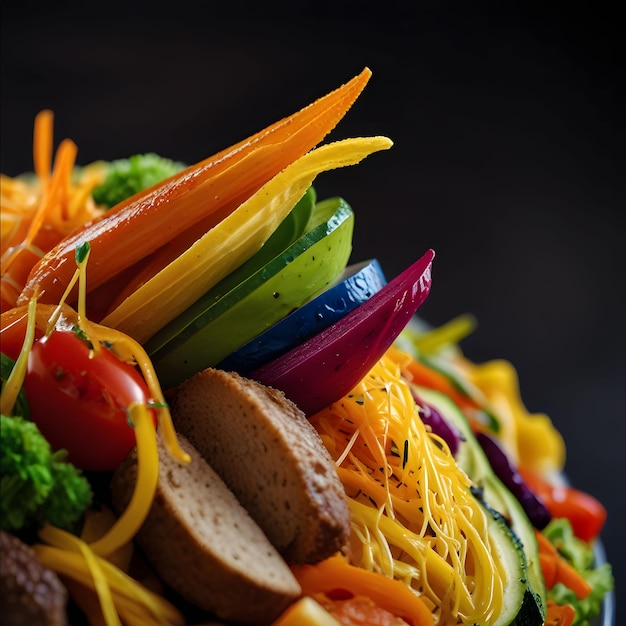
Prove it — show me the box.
[18,68,373,312]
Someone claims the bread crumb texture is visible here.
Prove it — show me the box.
[110,433,301,625]
[171,368,351,565]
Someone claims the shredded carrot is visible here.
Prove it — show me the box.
[33,109,54,184]
[393,346,482,418]
[536,530,592,600]
[0,110,105,312]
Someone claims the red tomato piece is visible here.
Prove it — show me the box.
[520,467,607,542]
[24,329,156,471]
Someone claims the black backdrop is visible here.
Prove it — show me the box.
[2,0,623,612]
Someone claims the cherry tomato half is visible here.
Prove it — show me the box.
[24,329,156,471]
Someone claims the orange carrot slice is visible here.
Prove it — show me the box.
[545,600,576,626]
[536,530,592,600]
[18,68,372,312]
[292,554,434,626]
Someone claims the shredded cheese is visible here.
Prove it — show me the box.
[87,403,159,557]
[310,351,507,625]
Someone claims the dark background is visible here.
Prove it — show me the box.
[2,0,623,615]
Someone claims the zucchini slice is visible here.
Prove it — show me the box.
[414,385,546,625]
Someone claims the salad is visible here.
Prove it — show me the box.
[0,68,614,625]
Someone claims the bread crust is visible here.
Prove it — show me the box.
[170,368,351,565]
[110,433,301,625]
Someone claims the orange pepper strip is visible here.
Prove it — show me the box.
[544,600,576,626]
[535,530,592,600]
[292,554,434,626]
[18,68,372,310]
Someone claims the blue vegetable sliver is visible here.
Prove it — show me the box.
[219,258,387,375]
[411,389,462,456]
[476,432,552,529]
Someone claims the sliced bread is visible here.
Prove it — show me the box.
[170,368,350,565]
[110,433,301,625]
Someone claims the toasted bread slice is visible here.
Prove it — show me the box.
[170,368,350,565]
[110,433,301,625]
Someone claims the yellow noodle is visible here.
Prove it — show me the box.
[310,352,506,625]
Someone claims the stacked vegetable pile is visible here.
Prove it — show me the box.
[0,68,614,625]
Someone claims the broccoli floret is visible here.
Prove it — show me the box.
[0,414,93,532]
[92,152,186,209]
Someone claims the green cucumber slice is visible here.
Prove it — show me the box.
[217,258,387,375]
[149,195,354,388]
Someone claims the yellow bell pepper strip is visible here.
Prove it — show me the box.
[404,313,478,354]
[100,136,393,344]
[464,358,566,473]
[291,554,435,626]
[17,68,372,312]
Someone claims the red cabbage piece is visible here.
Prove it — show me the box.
[476,431,552,529]
[411,389,462,456]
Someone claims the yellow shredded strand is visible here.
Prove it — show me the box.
[311,351,506,625]
[39,525,121,626]
[0,292,38,415]
[88,403,159,557]
[80,507,133,572]
[83,319,190,463]
[32,543,183,625]
[407,314,478,354]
